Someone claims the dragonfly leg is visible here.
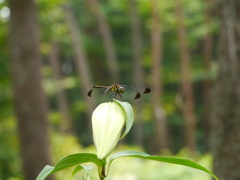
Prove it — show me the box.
[118,93,123,100]
[110,92,117,100]
[112,92,122,100]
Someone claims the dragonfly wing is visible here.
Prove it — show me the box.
[87,85,151,101]
[87,87,106,97]
[117,85,150,100]
[87,87,116,98]
[87,89,93,97]
[143,87,151,94]
[134,92,141,99]
[121,85,151,94]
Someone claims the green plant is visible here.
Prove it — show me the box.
[36,100,218,180]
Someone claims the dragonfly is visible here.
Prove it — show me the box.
[87,84,151,101]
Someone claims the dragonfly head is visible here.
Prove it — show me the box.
[119,86,125,93]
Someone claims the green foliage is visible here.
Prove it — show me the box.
[108,147,214,180]
[0,117,22,180]
[37,146,218,180]
[36,153,105,180]
[71,165,93,179]
[38,0,68,42]
[108,150,218,180]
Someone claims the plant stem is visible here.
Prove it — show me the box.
[100,162,106,180]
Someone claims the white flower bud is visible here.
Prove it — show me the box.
[92,101,126,160]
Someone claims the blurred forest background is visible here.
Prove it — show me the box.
[1,0,240,180]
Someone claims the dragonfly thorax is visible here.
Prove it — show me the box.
[112,85,125,93]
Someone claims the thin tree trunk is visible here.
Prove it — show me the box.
[64,4,94,128]
[129,0,144,146]
[211,1,240,179]
[49,41,72,131]
[8,0,53,179]
[87,0,119,83]
[202,0,213,151]
[151,0,169,151]
[175,0,196,152]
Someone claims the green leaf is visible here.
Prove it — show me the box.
[71,165,92,179]
[108,150,219,180]
[36,165,54,180]
[71,165,84,179]
[114,99,134,139]
[36,153,104,180]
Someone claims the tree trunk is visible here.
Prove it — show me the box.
[49,42,72,131]
[175,0,196,152]
[64,4,94,127]
[87,0,119,83]
[129,0,144,146]
[202,0,214,151]
[8,0,53,180]
[211,1,240,179]
[151,0,169,151]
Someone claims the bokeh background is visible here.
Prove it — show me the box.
[1,0,240,180]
